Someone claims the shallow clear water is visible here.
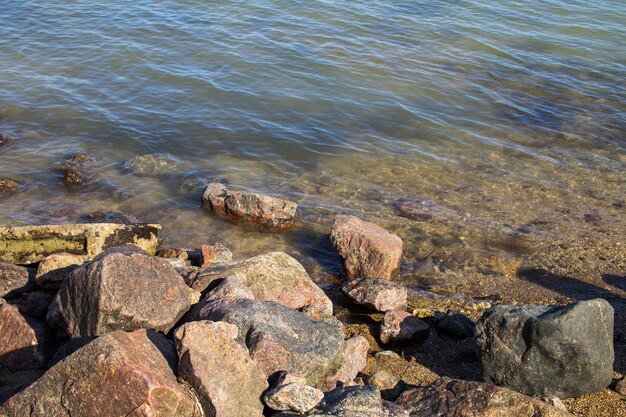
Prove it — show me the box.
[1,0,625,287]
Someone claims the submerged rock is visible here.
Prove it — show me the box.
[173,321,267,417]
[63,152,96,188]
[201,182,297,231]
[342,279,407,312]
[330,215,403,281]
[0,263,35,298]
[0,299,53,371]
[124,153,182,177]
[84,210,139,225]
[0,330,202,417]
[0,223,161,264]
[49,246,195,337]
[191,251,333,317]
[0,134,7,147]
[475,299,614,398]
[0,179,19,193]
[186,298,344,389]
[395,378,572,417]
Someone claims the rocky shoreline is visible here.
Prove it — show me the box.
[0,185,624,416]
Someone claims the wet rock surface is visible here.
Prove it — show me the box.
[186,297,344,389]
[63,152,96,188]
[395,378,573,417]
[173,320,267,417]
[0,330,202,417]
[0,263,35,298]
[201,182,297,231]
[49,246,195,337]
[124,153,184,177]
[342,279,407,312]
[330,215,403,280]
[475,299,614,398]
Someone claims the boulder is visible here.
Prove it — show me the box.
[173,321,267,417]
[380,310,429,345]
[263,381,323,414]
[330,215,403,280]
[0,223,161,264]
[331,336,369,387]
[204,275,255,302]
[200,242,232,267]
[395,378,572,417]
[435,311,475,339]
[342,279,407,312]
[475,299,614,398]
[201,183,297,231]
[63,152,96,187]
[0,299,52,371]
[0,330,202,416]
[186,298,344,389]
[35,252,84,289]
[49,247,195,337]
[0,179,19,193]
[0,263,35,298]
[18,291,53,319]
[191,252,332,317]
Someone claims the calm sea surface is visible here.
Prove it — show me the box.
[1,1,625,287]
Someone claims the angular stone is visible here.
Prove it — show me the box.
[0,330,202,417]
[331,336,369,386]
[204,276,255,302]
[191,251,332,317]
[63,152,96,188]
[342,279,407,312]
[0,179,19,193]
[187,298,344,389]
[200,242,232,267]
[475,299,614,398]
[368,371,407,401]
[380,310,429,345]
[18,291,53,319]
[173,321,267,417]
[435,311,475,339]
[201,183,297,231]
[124,153,183,177]
[0,263,35,298]
[0,223,161,264]
[35,252,84,289]
[264,381,324,413]
[395,378,572,417]
[49,247,195,337]
[330,215,403,280]
[0,299,52,371]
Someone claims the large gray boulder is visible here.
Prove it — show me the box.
[475,299,614,398]
[330,215,403,281]
[201,183,297,231]
[48,246,196,337]
[0,330,202,417]
[190,252,333,317]
[185,298,344,389]
[395,378,572,417]
[173,321,267,417]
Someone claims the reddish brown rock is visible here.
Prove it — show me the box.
[330,215,403,280]
[380,310,429,345]
[191,251,332,317]
[395,378,572,417]
[200,242,232,267]
[48,246,196,337]
[0,330,202,417]
[174,321,267,417]
[35,252,84,289]
[342,279,407,312]
[201,183,297,231]
[0,179,19,193]
[0,263,35,298]
[331,336,369,386]
[0,299,52,371]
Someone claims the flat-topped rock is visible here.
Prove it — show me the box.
[0,223,161,264]
[201,183,297,231]
[330,215,403,280]
[0,330,202,417]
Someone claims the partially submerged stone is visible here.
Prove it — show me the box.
[475,299,614,398]
[191,251,333,317]
[0,330,202,417]
[201,183,297,231]
[173,321,267,417]
[63,152,96,188]
[330,215,403,280]
[35,252,84,289]
[187,298,344,389]
[395,378,572,417]
[124,153,183,177]
[342,279,407,312]
[0,223,161,264]
[0,299,52,371]
[0,263,35,298]
[0,179,19,193]
[380,310,429,346]
[49,246,195,337]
